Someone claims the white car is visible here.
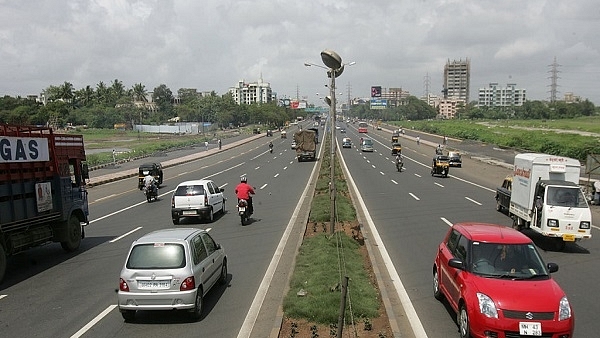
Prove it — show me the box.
[291,141,297,150]
[171,180,226,224]
[118,228,227,322]
[361,138,374,152]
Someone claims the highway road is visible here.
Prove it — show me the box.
[337,121,599,337]
[0,121,598,338]
[0,128,320,338]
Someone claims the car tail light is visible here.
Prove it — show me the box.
[180,276,196,291]
[204,195,208,206]
[171,195,175,208]
[119,278,130,292]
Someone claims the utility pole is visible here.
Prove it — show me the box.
[548,57,561,103]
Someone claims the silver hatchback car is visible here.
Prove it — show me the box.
[118,228,228,322]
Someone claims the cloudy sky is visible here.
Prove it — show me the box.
[1,0,599,105]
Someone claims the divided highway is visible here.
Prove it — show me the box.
[1,123,598,337]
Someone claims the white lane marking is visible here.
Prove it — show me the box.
[274,173,280,178]
[391,180,398,185]
[109,227,143,243]
[259,184,268,190]
[380,171,385,176]
[434,182,444,188]
[95,194,116,202]
[338,149,428,338]
[254,166,260,170]
[283,166,288,170]
[366,159,370,163]
[414,174,422,178]
[371,165,376,169]
[409,193,420,201]
[0,295,6,300]
[70,305,117,338]
[441,217,453,226]
[465,197,482,205]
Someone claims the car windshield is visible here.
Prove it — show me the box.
[470,242,548,279]
[127,243,185,269]
[363,139,373,146]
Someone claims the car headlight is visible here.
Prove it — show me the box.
[547,219,559,227]
[559,296,572,321]
[579,221,590,229]
[477,293,498,318]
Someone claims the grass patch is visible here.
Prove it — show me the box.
[282,232,379,324]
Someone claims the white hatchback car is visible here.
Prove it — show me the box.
[171,180,226,224]
[118,228,227,322]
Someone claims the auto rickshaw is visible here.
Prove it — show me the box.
[138,162,164,189]
[281,130,287,138]
[431,155,450,177]
[391,142,402,156]
[392,131,400,143]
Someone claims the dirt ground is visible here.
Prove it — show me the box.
[278,220,394,338]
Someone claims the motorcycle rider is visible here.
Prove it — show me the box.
[395,152,403,169]
[143,173,158,196]
[235,176,255,216]
[436,144,443,155]
[268,141,273,153]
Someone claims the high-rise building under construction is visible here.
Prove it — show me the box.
[443,58,470,102]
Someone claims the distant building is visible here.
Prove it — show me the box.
[437,98,466,119]
[229,76,274,105]
[443,59,470,102]
[478,83,526,107]
[563,92,582,103]
[380,87,410,107]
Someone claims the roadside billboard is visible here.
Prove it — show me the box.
[370,98,387,110]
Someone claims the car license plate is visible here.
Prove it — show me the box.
[182,210,196,215]
[562,234,575,241]
[519,322,542,336]
[238,207,246,212]
[138,280,171,289]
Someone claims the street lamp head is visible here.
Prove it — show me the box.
[321,49,342,70]
[324,96,332,106]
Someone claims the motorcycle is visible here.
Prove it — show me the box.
[143,183,158,202]
[238,199,250,225]
[269,143,273,153]
[396,160,403,172]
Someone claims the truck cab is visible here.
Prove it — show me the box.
[495,176,512,213]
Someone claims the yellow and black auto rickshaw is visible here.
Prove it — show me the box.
[391,142,402,156]
[431,155,450,178]
[138,162,164,189]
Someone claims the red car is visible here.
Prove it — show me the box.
[433,222,574,338]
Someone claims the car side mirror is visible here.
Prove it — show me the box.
[448,258,464,270]
[220,188,225,192]
[547,262,559,273]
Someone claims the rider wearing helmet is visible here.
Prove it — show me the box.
[235,176,255,215]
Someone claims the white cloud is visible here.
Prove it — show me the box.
[0,0,599,104]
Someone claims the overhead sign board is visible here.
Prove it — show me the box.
[370,99,387,110]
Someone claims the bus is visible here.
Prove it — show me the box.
[358,121,368,133]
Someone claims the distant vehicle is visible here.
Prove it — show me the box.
[281,130,287,138]
[342,138,352,148]
[360,138,374,152]
[171,180,226,224]
[340,128,346,133]
[358,122,368,133]
[118,228,228,322]
[433,222,573,338]
[391,142,402,156]
[291,141,297,149]
[391,131,400,143]
[448,151,462,167]
[294,129,317,161]
[431,155,450,177]
[376,125,382,130]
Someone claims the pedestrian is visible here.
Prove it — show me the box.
[443,135,448,145]
[218,139,222,150]
[416,136,420,145]
[204,141,209,150]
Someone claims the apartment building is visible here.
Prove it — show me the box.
[478,83,526,107]
[228,77,274,105]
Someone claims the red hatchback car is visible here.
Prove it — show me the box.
[433,222,574,338]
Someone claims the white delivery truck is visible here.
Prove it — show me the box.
[508,153,591,250]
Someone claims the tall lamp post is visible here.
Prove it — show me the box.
[305,50,354,234]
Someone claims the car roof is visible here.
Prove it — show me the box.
[176,179,213,186]
[135,227,205,243]
[452,222,531,244]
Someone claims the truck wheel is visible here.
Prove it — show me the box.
[61,215,82,252]
[0,243,6,283]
